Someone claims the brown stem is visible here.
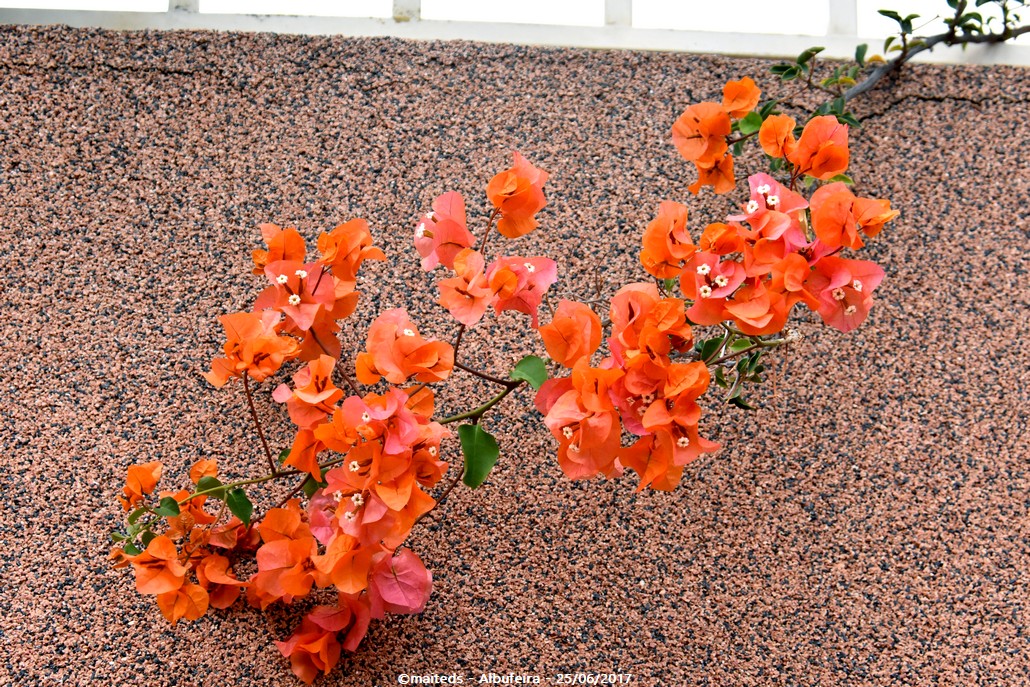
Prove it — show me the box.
[477,207,502,257]
[243,372,279,475]
[454,360,519,388]
[413,465,465,526]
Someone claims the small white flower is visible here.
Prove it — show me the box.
[343,511,355,521]
[562,426,574,438]
[746,200,760,214]
[853,279,863,292]
[568,443,580,453]
[766,195,780,206]
[699,285,713,298]
[641,393,655,405]
[351,493,364,507]
[428,445,438,456]
[756,184,771,195]
[332,490,343,503]
[524,262,535,272]
[287,294,301,306]
[276,274,289,284]
[832,288,846,301]
[844,305,857,315]
[361,412,370,423]
[676,437,690,448]
[697,263,711,276]
[714,275,728,287]
[402,328,416,337]
[426,210,436,220]
[295,269,308,279]
[415,223,426,238]
[349,460,360,472]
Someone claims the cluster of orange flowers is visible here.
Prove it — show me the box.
[112,75,899,683]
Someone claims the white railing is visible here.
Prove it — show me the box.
[0,0,1026,65]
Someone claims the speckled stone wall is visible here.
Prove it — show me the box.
[1,24,1027,687]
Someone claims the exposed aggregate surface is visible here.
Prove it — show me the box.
[0,24,1028,687]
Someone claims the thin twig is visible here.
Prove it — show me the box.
[243,372,278,475]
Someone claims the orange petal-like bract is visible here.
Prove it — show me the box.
[120,461,163,511]
[672,102,731,168]
[415,192,476,271]
[203,310,300,387]
[486,152,549,239]
[156,583,210,625]
[721,77,761,119]
[640,201,696,278]
[758,113,797,159]
[539,300,602,368]
[252,224,306,276]
[788,115,849,180]
[127,535,188,596]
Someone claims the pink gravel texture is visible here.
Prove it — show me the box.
[0,24,1028,687]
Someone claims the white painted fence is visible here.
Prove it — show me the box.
[0,0,1027,64]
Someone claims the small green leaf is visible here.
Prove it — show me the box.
[663,277,678,292]
[832,96,847,114]
[110,531,128,542]
[196,476,226,499]
[154,496,181,517]
[123,543,141,556]
[878,9,902,22]
[838,113,862,128]
[301,476,325,498]
[510,355,548,390]
[738,111,763,135]
[828,173,855,185]
[226,488,254,526]
[768,157,784,173]
[729,394,757,410]
[884,35,896,52]
[714,367,728,389]
[732,140,744,156]
[278,448,290,464]
[728,338,753,354]
[796,46,825,64]
[699,335,727,363]
[759,100,779,118]
[458,424,500,489]
[127,507,147,525]
[781,66,801,81]
[141,530,157,547]
[855,43,868,66]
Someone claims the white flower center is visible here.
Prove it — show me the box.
[425,211,436,220]
[746,200,760,214]
[287,294,302,306]
[832,288,846,301]
[756,184,771,195]
[349,460,360,472]
[428,445,437,456]
[641,393,655,405]
[676,437,690,448]
[852,279,863,292]
[295,269,308,279]
[361,412,370,423]
[699,285,713,298]
[402,328,416,337]
[697,264,711,276]
[343,511,355,521]
[332,490,343,503]
[351,493,364,507]
[844,305,857,315]
[766,195,780,206]
[568,443,580,453]
[276,274,289,284]
[416,223,426,238]
[524,262,535,272]
[562,426,574,438]
[714,275,729,287]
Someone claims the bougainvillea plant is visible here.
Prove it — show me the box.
[109,2,1027,682]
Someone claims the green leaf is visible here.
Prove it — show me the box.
[141,530,157,547]
[738,111,763,135]
[780,66,802,81]
[855,43,868,66]
[510,355,548,390]
[728,338,753,354]
[278,448,290,464]
[154,496,181,517]
[884,35,896,52]
[127,507,147,526]
[732,140,744,156]
[838,113,862,128]
[110,531,128,542]
[828,173,855,185]
[729,395,757,410]
[458,424,500,489]
[714,367,728,389]
[196,476,226,499]
[301,476,325,498]
[226,488,254,526]
[770,63,793,75]
[699,335,726,363]
[831,96,847,114]
[758,100,779,118]
[768,157,784,173]
[878,9,902,22]
[663,277,678,292]
[123,543,141,556]
[796,46,825,64]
